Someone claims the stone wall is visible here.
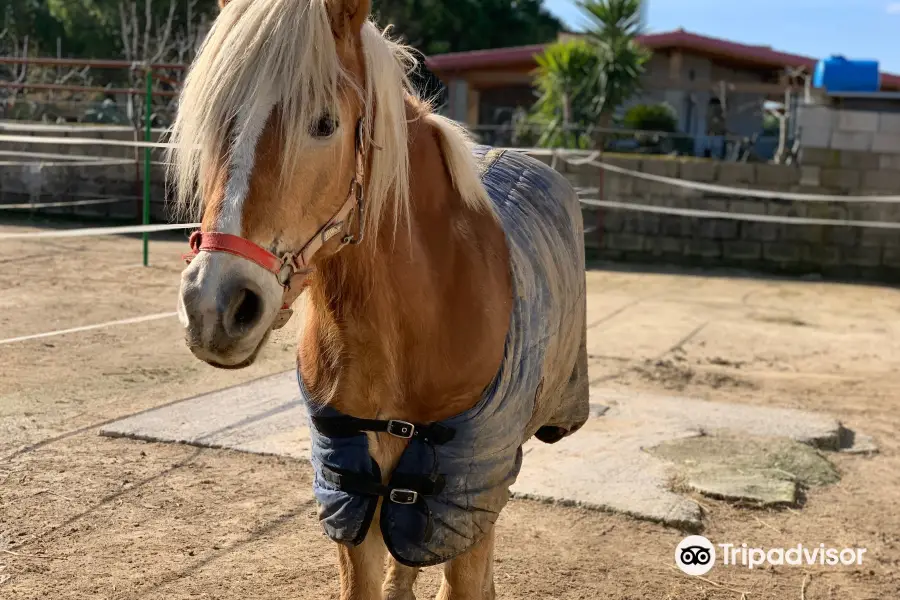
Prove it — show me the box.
[796,102,900,156]
[528,153,900,281]
[3,122,900,281]
[0,124,169,221]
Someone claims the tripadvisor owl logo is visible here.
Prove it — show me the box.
[675,535,716,576]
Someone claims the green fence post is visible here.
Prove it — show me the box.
[143,66,153,267]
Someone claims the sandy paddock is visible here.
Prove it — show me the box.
[0,223,898,599]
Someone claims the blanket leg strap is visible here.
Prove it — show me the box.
[321,465,445,506]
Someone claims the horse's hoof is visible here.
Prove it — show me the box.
[534,425,567,444]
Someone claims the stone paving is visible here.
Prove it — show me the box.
[100,371,874,530]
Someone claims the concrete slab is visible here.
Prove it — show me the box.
[513,418,704,529]
[101,371,312,460]
[601,388,844,449]
[100,371,873,531]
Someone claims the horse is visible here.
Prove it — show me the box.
[171,0,590,598]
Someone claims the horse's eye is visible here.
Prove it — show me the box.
[312,114,338,138]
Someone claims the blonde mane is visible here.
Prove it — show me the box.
[167,0,491,233]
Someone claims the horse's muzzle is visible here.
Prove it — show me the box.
[178,252,282,368]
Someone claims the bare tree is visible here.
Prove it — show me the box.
[117,0,210,129]
[0,29,30,114]
[0,25,93,122]
[119,0,178,68]
[173,0,209,65]
[114,0,211,214]
[770,66,808,165]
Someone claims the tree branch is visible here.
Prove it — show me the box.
[119,2,132,62]
[143,0,153,64]
[131,1,140,62]
[151,0,178,63]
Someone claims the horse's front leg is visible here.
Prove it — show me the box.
[337,517,388,600]
[436,526,496,600]
[382,558,419,600]
[339,433,413,599]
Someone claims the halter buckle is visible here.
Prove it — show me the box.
[389,489,418,505]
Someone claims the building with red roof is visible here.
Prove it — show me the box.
[425,29,900,144]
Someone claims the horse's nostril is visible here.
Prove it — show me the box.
[232,288,262,330]
[220,283,264,338]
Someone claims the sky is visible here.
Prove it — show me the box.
[544,0,900,73]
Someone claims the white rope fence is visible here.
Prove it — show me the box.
[0,222,199,240]
[0,150,128,161]
[0,140,896,237]
[513,150,900,230]
[0,158,138,168]
[578,198,900,230]
[0,134,173,150]
[0,159,169,168]
[0,137,893,201]
[0,137,894,200]
[0,198,130,210]
[555,151,900,203]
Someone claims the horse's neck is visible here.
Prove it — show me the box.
[299,104,512,423]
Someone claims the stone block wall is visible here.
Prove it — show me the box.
[525,152,900,281]
[797,103,900,156]
[3,123,900,282]
[0,124,170,221]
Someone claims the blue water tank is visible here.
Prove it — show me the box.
[813,55,880,92]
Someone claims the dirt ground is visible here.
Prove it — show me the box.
[1,223,899,600]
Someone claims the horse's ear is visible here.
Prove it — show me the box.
[326,0,371,39]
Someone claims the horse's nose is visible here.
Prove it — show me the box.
[179,265,266,348]
[178,253,283,368]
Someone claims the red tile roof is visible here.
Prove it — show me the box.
[425,28,900,90]
[425,43,547,71]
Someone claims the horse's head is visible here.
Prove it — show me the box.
[170,0,411,368]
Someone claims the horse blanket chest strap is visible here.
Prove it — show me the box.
[309,414,456,444]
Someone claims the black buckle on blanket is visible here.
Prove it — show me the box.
[321,465,444,505]
[389,489,418,505]
[311,415,455,445]
[387,420,414,439]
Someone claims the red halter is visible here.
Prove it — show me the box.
[183,120,366,330]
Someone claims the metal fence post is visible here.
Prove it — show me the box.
[143,66,152,267]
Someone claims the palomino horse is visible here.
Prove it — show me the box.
[171,0,589,597]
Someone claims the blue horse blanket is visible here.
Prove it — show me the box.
[301,146,589,567]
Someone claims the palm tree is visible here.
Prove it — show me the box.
[578,0,645,45]
[578,0,650,125]
[524,0,649,149]
[525,39,603,149]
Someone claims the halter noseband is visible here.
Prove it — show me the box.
[183,120,367,330]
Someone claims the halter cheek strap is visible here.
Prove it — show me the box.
[182,119,367,330]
